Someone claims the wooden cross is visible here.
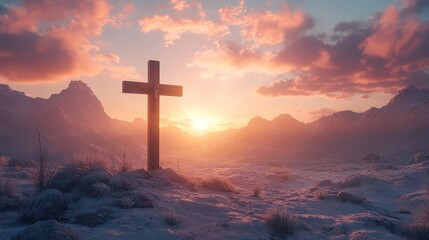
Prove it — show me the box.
[122,60,182,171]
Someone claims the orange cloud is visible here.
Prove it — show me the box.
[219,3,313,45]
[0,0,111,82]
[198,0,429,98]
[0,0,140,83]
[139,15,228,46]
[171,0,190,12]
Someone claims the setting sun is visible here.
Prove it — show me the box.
[193,118,210,131]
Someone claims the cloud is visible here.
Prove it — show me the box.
[108,2,136,29]
[171,0,190,12]
[203,0,429,98]
[93,54,143,81]
[0,0,111,82]
[219,3,313,45]
[0,0,141,83]
[139,15,228,46]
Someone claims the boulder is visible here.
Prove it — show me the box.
[79,167,111,187]
[316,179,334,187]
[88,182,111,197]
[0,195,20,210]
[7,158,34,168]
[11,220,78,240]
[71,206,120,228]
[72,212,109,228]
[22,189,67,222]
[336,191,366,204]
[115,192,153,209]
[412,152,429,163]
[108,175,133,191]
[49,166,87,192]
[361,153,381,162]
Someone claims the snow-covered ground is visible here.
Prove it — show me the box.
[1,155,428,240]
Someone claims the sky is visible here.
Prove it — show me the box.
[0,0,428,134]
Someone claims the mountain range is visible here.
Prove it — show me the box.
[0,81,428,164]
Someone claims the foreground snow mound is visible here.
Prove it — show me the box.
[338,174,385,188]
[12,220,79,240]
[22,189,67,222]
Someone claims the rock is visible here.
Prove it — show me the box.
[0,195,20,210]
[7,158,34,168]
[22,189,67,222]
[88,182,111,197]
[361,153,381,162]
[316,179,334,187]
[115,197,134,209]
[79,167,111,187]
[336,191,366,204]
[132,192,154,208]
[338,174,382,188]
[71,207,118,228]
[412,151,429,163]
[108,175,133,191]
[11,220,79,240]
[49,166,87,193]
[115,192,153,209]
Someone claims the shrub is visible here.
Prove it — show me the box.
[30,130,55,192]
[201,177,235,192]
[163,210,177,226]
[272,168,293,180]
[0,177,15,198]
[252,186,262,197]
[315,189,329,200]
[404,207,429,239]
[70,149,111,170]
[0,156,8,167]
[119,148,132,173]
[264,207,297,234]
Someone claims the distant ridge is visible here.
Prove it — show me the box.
[225,85,429,160]
[1,82,429,162]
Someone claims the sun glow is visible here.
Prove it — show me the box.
[193,118,210,131]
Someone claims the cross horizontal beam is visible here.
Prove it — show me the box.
[122,81,182,97]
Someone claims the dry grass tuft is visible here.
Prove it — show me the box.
[201,177,235,192]
[315,189,329,200]
[0,156,8,167]
[118,148,132,173]
[0,177,15,198]
[30,129,55,192]
[252,185,262,197]
[272,168,293,180]
[70,149,113,171]
[163,209,178,226]
[264,207,298,234]
[404,207,429,239]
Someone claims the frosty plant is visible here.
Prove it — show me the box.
[119,147,132,173]
[252,185,262,197]
[30,129,55,192]
[163,209,178,226]
[264,207,298,234]
[0,177,15,198]
[201,176,235,192]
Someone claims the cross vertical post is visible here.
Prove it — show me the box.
[147,60,160,170]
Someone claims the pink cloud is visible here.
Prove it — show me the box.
[216,0,429,98]
[219,3,313,45]
[171,0,190,12]
[139,15,228,46]
[0,0,111,82]
[0,0,141,83]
